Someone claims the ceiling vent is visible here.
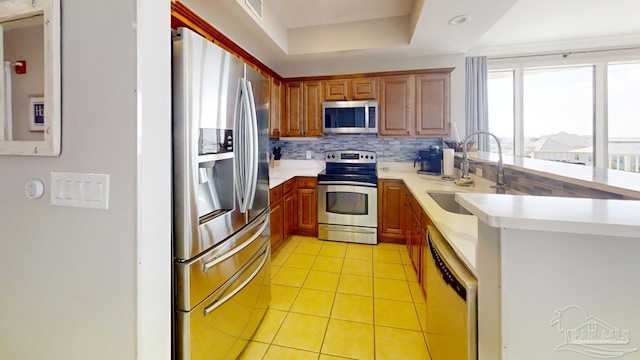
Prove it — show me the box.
[246,0,262,20]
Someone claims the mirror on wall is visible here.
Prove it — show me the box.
[0,0,60,156]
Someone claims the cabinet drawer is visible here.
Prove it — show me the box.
[283,178,296,194]
[297,176,317,189]
[270,184,283,202]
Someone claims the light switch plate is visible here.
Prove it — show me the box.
[50,172,110,209]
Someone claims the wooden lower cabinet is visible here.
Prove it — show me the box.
[410,204,422,276]
[269,185,284,250]
[295,177,318,236]
[283,179,297,238]
[420,209,431,291]
[271,176,318,243]
[378,179,429,289]
[378,179,409,243]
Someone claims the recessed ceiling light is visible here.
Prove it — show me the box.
[448,15,470,26]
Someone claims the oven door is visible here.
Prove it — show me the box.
[317,182,377,228]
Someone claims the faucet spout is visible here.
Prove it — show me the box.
[461,130,505,194]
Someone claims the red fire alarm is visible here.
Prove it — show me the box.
[14,61,27,74]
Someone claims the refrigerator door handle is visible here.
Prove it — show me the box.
[203,244,270,316]
[201,214,269,272]
[233,78,248,212]
[245,80,259,209]
[240,79,254,213]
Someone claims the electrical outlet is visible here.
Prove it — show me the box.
[306,150,312,159]
[475,168,483,177]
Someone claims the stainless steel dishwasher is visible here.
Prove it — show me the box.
[425,225,478,360]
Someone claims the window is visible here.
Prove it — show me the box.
[523,66,593,165]
[488,53,640,173]
[488,71,514,155]
[607,62,640,172]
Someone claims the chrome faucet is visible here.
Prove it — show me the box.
[461,130,506,194]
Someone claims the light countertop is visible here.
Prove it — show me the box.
[269,160,325,188]
[456,193,640,238]
[270,160,490,276]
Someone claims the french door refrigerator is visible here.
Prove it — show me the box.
[172,27,271,360]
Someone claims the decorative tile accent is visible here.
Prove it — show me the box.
[455,157,636,200]
[270,135,442,162]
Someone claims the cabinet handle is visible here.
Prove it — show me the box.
[406,131,410,134]
[417,131,420,134]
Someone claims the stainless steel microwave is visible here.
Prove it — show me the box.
[322,100,378,134]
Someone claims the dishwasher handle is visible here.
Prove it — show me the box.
[428,231,467,301]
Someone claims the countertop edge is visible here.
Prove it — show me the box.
[455,193,640,238]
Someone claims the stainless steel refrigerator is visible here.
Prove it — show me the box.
[172,27,271,360]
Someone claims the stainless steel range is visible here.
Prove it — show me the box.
[317,150,378,244]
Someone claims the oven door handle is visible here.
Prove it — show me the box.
[317,180,377,187]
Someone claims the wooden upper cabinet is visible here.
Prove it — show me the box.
[379,75,414,137]
[303,81,323,137]
[325,80,349,101]
[415,73,450,136]
[285,81,304,136]
[269,76,283,138]
[351,77,377,100]
[325,78,377,101]
[284,81,322,137]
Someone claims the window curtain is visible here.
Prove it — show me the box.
[465,56,489,151]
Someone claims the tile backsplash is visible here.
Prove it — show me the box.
[455,157,640,200]
[270,135,442,162]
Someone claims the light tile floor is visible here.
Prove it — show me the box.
[239,235,432,360]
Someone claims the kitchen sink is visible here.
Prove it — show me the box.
[426,191,472,215]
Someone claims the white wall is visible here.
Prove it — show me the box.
[0,0,171,359]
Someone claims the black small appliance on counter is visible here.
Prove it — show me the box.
[414,145,442,175]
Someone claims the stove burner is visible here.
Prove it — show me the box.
[319,150,378,185]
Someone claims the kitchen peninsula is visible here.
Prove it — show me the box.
[457,193,640,360]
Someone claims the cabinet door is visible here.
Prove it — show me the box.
[402,186,412,251]
[420,210,430,291]
[351,77,377,100]
[379,75,414,137]
[284,81,304,136]
[324,79,349,101]
[269,77,283,138]
[415,73,450,136]
[270,199,283,250]
[303,81,323,137]
[283,191,296,239]
[378,180,407,243]
[410,209,421,274]
[297,188,317,235]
